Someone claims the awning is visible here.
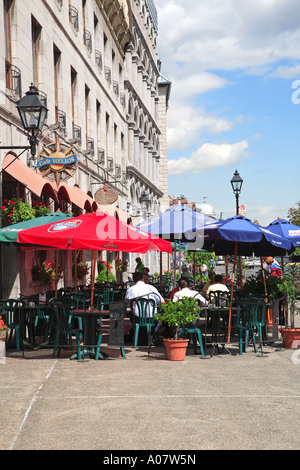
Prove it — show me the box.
[97,204,135,224]
[2,153,58,203]
[54,182,98,212]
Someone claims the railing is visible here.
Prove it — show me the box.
[120,92,126,108]
[69,5,79,32]
[57,109,66,131]
[104,66,111,85]
[97,148,105,165]
[73,124,82,144]
[83,29,92,53]
[95,49,103,71]
[113,80,119,97]
[87,137,94,155]
[5,61,22,99]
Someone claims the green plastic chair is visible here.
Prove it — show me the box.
[50,301,82,359]
[3,298,25,352]
[130,298,157,348]
[236,301,258,355]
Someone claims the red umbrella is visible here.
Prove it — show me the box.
[17,211,172,307]
[17,211,172,254]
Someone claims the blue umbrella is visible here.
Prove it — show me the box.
[187,214,292,341]
[136,205,216,283]
[137,204,216,242]
[187,215,292,256]
[266,218,300,249]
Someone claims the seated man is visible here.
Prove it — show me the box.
[206,274,229,306]
[125,271,164,345]
[125,271,164,317]
[172,279,208,307]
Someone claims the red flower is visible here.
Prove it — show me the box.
[1,206,6,210]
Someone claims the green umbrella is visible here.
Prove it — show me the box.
[0,212,72,243]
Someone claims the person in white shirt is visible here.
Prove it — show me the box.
[172,279,208,307]
[125,271,164,318]
[206,275,229,296]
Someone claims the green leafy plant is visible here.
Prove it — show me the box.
[1,198,34,224]
[154,297,200,340]
[279,263,300,328]
[33,202,50,218]
[116,260,128,272]
[1,198,50,225]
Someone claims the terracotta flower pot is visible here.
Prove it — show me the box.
[279,327,300,349]
[163,338,189,361]
[0,330,7,342]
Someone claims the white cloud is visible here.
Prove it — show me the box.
[168,140,249,175]
[167,104,235,151]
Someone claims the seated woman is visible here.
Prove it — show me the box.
[172,279,208,307]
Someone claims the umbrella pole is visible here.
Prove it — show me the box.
[90,250,96,310]
[228,242,238,343]
[193,251,196,286]
[160,252,162,291]
[173,245,176,288]
[74,250,77,293]
[260,258,268,302]
[55,248,59,300]
[226,255,229,284]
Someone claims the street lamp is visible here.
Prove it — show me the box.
[139,191,150,219]
[16,84,48,157]
[230,169,243,215]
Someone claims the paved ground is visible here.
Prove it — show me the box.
[1,325,300,451]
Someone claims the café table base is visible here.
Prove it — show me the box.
[70,347,108,360]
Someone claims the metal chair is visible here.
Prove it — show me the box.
[2,298,25,352]
[50,301,82,359]
[130,298,157,347]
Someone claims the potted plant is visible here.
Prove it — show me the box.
[279,263,300,348]
[96,261,116,284]
[0,315,9,342]
[72,262,89,280]
[154,297,200,361]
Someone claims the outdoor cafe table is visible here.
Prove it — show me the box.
[202,305,238,357]
[70,308,110,360]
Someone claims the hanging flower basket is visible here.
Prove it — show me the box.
[116,260,128,272]
[72,262,89,279]
[36,260,63,284]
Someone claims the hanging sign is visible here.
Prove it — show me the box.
[38,136,77,188]
[95,186,118,205]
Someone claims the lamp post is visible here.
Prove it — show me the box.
[16,84,48,158]
[0,84,48,171]
[139,191,150,219]
[230,169,243,215]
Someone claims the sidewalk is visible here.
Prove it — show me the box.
[1,333,300,451]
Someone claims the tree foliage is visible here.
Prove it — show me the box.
[287,201,300,226]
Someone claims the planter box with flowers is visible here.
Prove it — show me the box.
[72,262,89,280]
[1,198,50,225]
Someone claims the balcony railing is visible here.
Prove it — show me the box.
[83,29,92,53]
[69,5,79,32]
[5,61,22,99]
[73,124,82,144]
[107,157,114,172]
[95,50,103,71]
[57,109,66,131]
[113,80,119,97]
[87,137,94,155]
[96,148,105,165]
[120,92,126,108]
[104,66,111,85]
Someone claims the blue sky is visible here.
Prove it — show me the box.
[155,0,300,226]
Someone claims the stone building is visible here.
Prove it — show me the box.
[0,0,171,297]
